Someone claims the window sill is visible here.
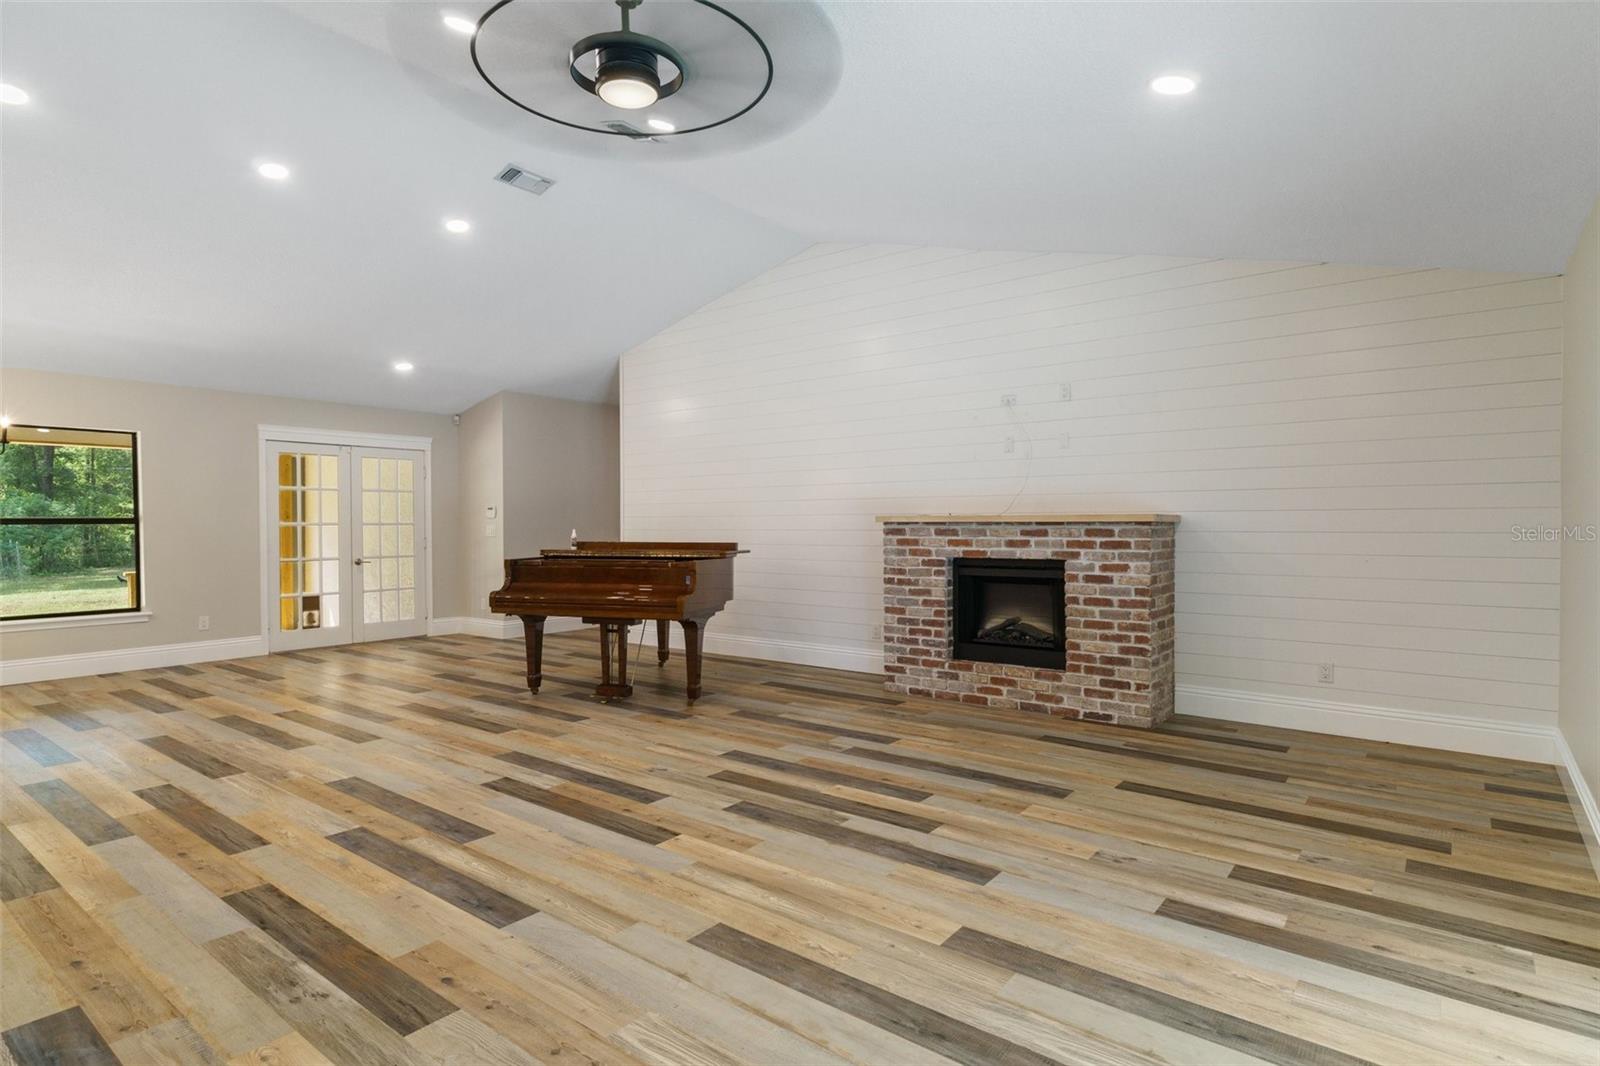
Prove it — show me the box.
[0,611,152,633]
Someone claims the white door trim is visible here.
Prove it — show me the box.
[257,426,435,649]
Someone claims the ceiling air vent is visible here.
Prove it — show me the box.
[494,165,556,196]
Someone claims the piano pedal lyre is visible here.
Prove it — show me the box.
[591,619,637,701]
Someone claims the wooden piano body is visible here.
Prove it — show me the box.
[488,541,742,701]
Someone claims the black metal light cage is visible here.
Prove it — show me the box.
[469,0,774,137]
[0,424,143,622]
[951,558,1067,670]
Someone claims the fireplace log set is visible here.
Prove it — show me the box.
[973,616,1057,646]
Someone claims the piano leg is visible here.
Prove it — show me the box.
[520,615,545,693]
[595,621,635,700]
[681,617,705,702]
[656,619,670,665]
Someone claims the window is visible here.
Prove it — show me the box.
[0,424,141,621]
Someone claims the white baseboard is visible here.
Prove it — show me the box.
[428,616,585,639]
[1554,730,1600,881]
[0,635,268,685]
[1177,683,1559,764]
[659,627,884,674]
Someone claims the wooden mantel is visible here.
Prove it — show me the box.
[875,513,1181,524]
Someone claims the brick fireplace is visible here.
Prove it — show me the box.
[878,514,1179,728]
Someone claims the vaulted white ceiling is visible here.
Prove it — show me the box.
[3,1,1595,413]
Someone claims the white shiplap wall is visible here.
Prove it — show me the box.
[620,245,1563,749]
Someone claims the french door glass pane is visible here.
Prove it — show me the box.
[276,450,340,632]
[357,455,417,623]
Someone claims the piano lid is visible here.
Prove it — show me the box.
[538,540,745,560]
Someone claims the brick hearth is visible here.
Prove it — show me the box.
[878,514,1179,728]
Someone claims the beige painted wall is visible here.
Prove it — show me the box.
[456,390,620,619]
[501,391,620,560]
[0,368,463,658]
[459,393,506,621]
[1560,198,1599,809]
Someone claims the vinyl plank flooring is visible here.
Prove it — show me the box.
[1,633,1594,1066]
[327,826,537,928]
[0,825,59,902]
[223,884,457,1036]
[496,751,668,804]
[720,750,932,801]
[110,689,182,715]
[709,769,944,832]
[1402,859,1600,914]
[1157,898,1600,1039]
[4,729,78,767]
[327,777,491,844]
[211,714,312,751]
[725,801,998,885]
[133,784,267,855]
[1040,734,1288,782]
[2,1006,122,1066]
[689,923,1059,1066]
[138,736,243,779]
[1115,780,1451,853]
[845,746,1073,798]
[943,926,1376,1066]
[277,711,379,744]
[482,776,677,845]
[20,780,131,846]
[1230,866,1600,968]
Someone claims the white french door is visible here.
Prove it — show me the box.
[266,441,427,652]
[352,447,428,643]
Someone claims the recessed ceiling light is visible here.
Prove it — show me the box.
[646,117,676,133]
[1150,74,1197,96]
[443,218,471,234]
[0,84,30,106]
[393,361,415,373]
[441,13,476,35]
[256,161,291,181]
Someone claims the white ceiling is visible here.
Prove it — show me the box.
[3,1,1596,413]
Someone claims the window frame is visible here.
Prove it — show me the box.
[0,423,145,624]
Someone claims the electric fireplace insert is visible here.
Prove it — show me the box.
[951,557,1067,669]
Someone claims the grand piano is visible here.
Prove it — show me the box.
[488,541,743,702]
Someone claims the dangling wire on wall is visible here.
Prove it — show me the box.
[999,398,1034,516]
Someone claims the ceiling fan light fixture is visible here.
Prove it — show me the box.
[472,0,772,137]
[594,43,661,109]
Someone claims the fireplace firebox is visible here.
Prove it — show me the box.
[952,558,1066,669]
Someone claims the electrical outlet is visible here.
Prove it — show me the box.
[197,615,210,631]
[1000,393,1017,407]
[1004,436,1016,454]
[1317,662,1335,684]
[1059,383,1072,401]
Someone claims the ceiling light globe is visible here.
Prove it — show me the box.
[596,72,658,109]
[392,361,415,373]
[256,161,291,181]
[441,13,476,34]
[444,218,471,234]
[1150,74,1197,96]
[0,84,31,106]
